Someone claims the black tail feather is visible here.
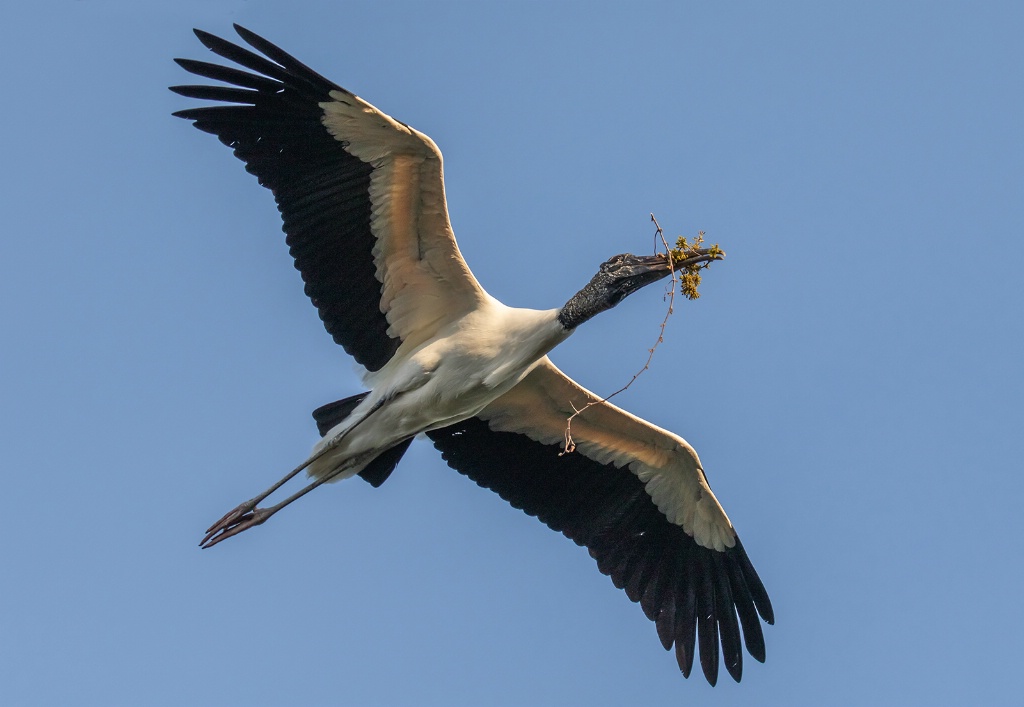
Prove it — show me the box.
[312,393,369,436]
[311,394,410,487]
[359,438,412,488]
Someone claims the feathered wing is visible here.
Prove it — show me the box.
[171,25,488,371]
[426,358,774,685]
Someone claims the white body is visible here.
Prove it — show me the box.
[309,302,569,481]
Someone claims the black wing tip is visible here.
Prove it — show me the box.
[699,638,718,685]
[190,25,265,51]
[656,623,674,652]
[428,418,774,687]
[676,638,695,679]
[167,84,200,97]
[659,540,770,684]
[729,536,776,625]
[724,650,744,682]
[726,661,742,683]
[192,27,219,48]
[232,23,260,44]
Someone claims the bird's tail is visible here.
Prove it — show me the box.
[311,394,412,488]
[312,392,370,435]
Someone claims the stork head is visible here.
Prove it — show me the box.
[557,250,723,330]
[596,253,679,304]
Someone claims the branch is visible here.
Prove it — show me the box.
[561,214,682,454]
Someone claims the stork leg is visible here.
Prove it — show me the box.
[199,454,367,548]
[200,396,389,548]
[198,453,321,548]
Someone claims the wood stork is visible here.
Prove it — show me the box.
[171,25,774,686]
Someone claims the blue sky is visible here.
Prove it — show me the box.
[2,1,1022,705]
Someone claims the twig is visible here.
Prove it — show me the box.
[561,214,678,454]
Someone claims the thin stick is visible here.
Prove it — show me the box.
[561,214,678,454]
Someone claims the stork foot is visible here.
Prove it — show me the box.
[200,501,273,548]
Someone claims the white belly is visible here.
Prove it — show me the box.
[306,303,571,481]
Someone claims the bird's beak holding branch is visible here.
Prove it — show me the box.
[662,248,727,274]
[614,249,725,292]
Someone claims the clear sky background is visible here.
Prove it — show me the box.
[2,2,1022,705]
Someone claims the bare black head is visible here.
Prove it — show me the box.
[557,251,722,330]
[557,253,671,330]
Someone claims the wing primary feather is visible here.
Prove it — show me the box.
[168,85,263,104]
[725,551,767,663]
[231,24,344,97]
[653,586,676,651]
[674,569,698,677]
[650,545,679,649]
[713,553,744,682]
[191,29,314,94]
[173,58,281,92]
[696,550,720,685]
[730,537,775,625]
[171,105,306,126]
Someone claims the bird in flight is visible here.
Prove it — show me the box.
[171,25,774,686]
